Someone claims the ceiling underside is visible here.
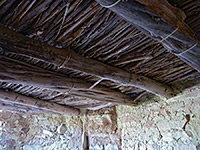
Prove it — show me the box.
[0,0,199,110]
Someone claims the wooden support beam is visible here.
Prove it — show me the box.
[0,56,137,106]
[0,25,173,98]
[135,0,194,38]
[95,0,200,73]
[0,89,80,115]
[0,101,42,114]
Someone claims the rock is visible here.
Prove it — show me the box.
[57,124,67,135]
[21,127,30,134]
[43,130,53,136]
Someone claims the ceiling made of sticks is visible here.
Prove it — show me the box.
[0,0,199,110]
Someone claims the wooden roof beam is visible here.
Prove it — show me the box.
[0,56,137,106]
[0,89,80,116]
[95,0,200,73]
[0,25,173,98]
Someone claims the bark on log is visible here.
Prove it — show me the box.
[0,56,137,106]
[135,0,194,38]
[95,0,200,73]
[0,89,80,115]
[0,25,173,98]
[0,101,45,114]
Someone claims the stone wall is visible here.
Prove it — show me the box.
[117,87,200,150]
[0,87,200,150]
[0,113,83,150]
[87,107,120,150]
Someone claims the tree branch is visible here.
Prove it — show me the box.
[0,89,80,115]
[0,56,137,106]
[0,25,173,98]
[95,0,200,73]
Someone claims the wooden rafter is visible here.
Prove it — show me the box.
[0,89,80,115]
[0,56,137,106]
[95,0,200,73]
[0,25,173,98]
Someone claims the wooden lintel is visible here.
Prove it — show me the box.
[0,89,80,116]
[0,56,137,106]
[95,0,200,73]
[0,25,173,98]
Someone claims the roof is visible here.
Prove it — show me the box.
[0,0,199,111]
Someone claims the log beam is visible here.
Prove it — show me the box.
[0,89,80,115]
[0,56,137,106]
[0,101,44,114]
[0,25,173,98]
[95,0,200,73]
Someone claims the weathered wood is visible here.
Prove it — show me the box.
[135,0,194,38]
[0,25,173,98]
[95,0,200,73]
[0,101,43,114]
[0,89,80,116]
[0,56,137,106]
[115,55,153,66]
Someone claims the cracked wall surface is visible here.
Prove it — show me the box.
[0,113,83,150]
[0,88,200,150]
[86,107,120,150]
[117,88,200,150]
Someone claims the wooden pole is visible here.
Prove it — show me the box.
[0,89,80,115]
[0,25,173,98]
[95,0,200,73]
[0,56,137,106]
[0,101,40,114]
